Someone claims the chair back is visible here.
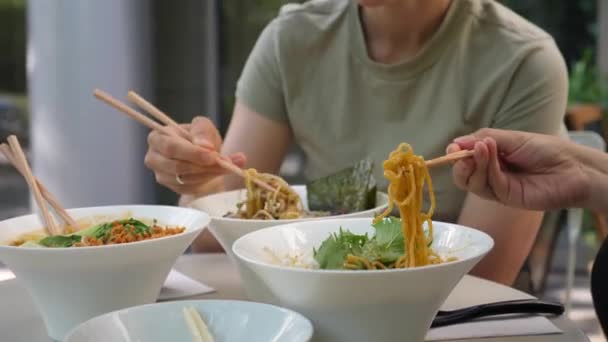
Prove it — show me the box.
[567,131,606,151]
[592,236,608,337]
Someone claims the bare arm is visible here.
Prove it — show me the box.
[179,103,292,204]
[459,38,567,284]
[221,102,292,188]
[189,102,292,252]
[458,194,543,285]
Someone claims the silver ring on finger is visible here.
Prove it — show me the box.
[175,174,185,185]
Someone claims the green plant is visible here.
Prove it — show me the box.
[0,0,25,93]
[568,48,608,106]
[582,210,600,249]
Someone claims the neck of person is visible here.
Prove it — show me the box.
[359,0,452,64]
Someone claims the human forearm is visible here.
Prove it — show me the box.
[582,165,608,214]
[562,142,608,213]
[458,194,544,285]
[570,142,608,176]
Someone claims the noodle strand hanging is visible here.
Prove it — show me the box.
[373,143,439,268]
[232,168,306,220]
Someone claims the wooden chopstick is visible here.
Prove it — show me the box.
[6,136,61,236]
[94,89,278,193]
[94,89,176,136]
[0,144,77,228]
[127,91,191,138]
[425,150,475,167]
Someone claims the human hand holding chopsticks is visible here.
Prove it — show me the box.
[93,89,279,196]
[145,116,247,195]
[446,128,597,211]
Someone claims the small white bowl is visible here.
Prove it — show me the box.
[233,218,494,342]
[65,299,314,342]
[0,205,209,341]
[190,185,388,259]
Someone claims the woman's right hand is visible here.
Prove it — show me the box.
[144,116,247,195]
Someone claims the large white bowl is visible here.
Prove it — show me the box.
[233,218,494,342]
[0,205,209,341]
[190,185,388,258]
[65,299,314,342]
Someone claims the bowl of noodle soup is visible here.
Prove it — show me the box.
[0,205,209,341]
[233,218,493,342]
[189,185,389,259]
[232,143,494,341]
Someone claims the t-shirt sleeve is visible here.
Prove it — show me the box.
[235,20,288,123]
[491,40,568,135]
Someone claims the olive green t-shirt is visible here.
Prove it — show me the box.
[236,0,567,222]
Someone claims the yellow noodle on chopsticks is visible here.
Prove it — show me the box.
[234,168,304,220]
[375,143,440,267]
[342,143,443,269]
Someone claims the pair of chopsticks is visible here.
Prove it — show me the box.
[93,89,279,193]
[1,136,76,236]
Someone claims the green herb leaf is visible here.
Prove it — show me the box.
[119,218,150,235]
[34,218,152,248]
[76,222,112,241]
[313,228,368,269]
[39,234,82,248]
[314,217,434,269]
[360,217,405,264]
[77,218,150,243]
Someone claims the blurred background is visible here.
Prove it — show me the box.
[0,0,606,340]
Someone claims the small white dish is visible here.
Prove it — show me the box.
[233,218,494,342]
[65,299,314,342]
[0,205,209,341]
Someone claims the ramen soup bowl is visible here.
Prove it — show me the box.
[65,300,314,342]
[233,218,494,342]
[0,205,209,341]
[189,185,389,260]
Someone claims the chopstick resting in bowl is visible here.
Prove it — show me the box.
[2,137,75,235]
[93,89,279,194]
[0,143,76,230]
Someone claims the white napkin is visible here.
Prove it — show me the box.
[158,270,215,301]
[425,315,562,341]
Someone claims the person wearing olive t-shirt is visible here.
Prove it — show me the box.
[144,0,567,286]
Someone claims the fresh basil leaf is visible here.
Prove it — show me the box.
[360,217,405,264]
[314,217,433,269]
[373,217,402,248]
[314,228,368,269]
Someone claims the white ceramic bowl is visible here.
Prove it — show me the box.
[233,218,494,342]
[190,185,388,258]
[65,299,313,342]
[0,205,209,341]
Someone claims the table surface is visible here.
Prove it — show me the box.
[0,254,589,342]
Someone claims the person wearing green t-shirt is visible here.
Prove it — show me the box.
[144,0,567,286]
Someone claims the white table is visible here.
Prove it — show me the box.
[0,254,589,341]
